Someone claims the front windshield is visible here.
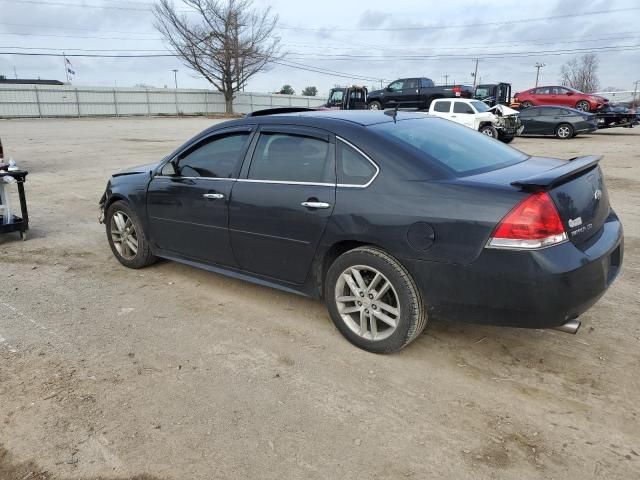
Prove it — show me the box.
[329,90,344,103]
[371,118,528,176]
[474,88,489,99]
[470,100,490,112]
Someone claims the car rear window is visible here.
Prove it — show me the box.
[371,118,528,176]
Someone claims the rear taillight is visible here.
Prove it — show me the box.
[452,86,461,97]
[487,192,567,250]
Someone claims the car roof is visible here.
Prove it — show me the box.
[249,110,429,127]
[524,106,584,114]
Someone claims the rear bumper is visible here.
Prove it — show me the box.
[402,212,623,328]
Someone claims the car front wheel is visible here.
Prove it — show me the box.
[106,200,156,269]
[325,247,427,353]
[521,101,533,108]
[480,125,499,138]
[368,101,382,110]
[576,100,590,112]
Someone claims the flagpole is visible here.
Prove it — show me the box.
[63,51,70,83]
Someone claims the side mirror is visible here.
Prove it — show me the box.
[566,91,574,95]
[385,87,393,92]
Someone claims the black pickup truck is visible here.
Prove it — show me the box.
[367,78,473,110]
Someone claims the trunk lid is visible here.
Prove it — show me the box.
[546,164,609,245]
[463,155,610,246]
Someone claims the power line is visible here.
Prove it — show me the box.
[0,32,162,41]
[0,0,152,11]
[277,7,640,32]
[0,0,191,12]
[3,44,639,61]
[282,44,640,61]
[0,21,159,36]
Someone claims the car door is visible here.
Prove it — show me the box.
[228,126,336,284]
[537,107,561,134]
[534,87,552,105]
[401,78,420,108]
[518,107,542,134]
[146,127,253,266]
[451,101,476,128]
[554,87,574,107]
[384,80,404,108]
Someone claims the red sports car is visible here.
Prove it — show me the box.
[514,86,607,112]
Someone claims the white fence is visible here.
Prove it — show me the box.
[0,84,327,118]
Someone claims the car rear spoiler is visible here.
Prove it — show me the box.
[511,155,602,191]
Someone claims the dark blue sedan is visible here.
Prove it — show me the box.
[99,110,623,353]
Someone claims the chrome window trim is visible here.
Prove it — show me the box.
[154,175,236,181]
[236,178,335,187]
[155,137,380,189]
[335,137,380,188]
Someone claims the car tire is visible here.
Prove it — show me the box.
[325,246,427,353]
[576,100,590,112]
[521,101,533,108]
[555,123,574,139]
[479,125,499,138]
[500,136,515,144]
[106,200,156,269]
[368,101,382,110]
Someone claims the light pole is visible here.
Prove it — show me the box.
[534,62,546,87]
[443,74,449,86]
[172,69,179,116]
[471,59,479,89]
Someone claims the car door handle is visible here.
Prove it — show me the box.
[301,201,331,209]
[203,193,224,199]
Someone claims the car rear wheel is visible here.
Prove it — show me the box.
[325,246,427,353]
[106,200,156,269]
[521,101,533,108]
[479,125,499,138]
[555,123,574,139]
[368,101,382,110]
[576,100,590,112]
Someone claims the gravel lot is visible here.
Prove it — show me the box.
[0,117,638,480]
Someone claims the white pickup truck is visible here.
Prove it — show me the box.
[428,98,523,143]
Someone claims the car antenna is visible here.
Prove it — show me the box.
[384,105,398,123]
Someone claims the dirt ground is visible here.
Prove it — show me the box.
[0,117,638,480]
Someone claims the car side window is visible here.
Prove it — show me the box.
[337,140,377,186]
[404,79,419,90]
[535,87,550,95]
[167,132,250,178]
[420,78,432,88]
[433,101,451,113]
[388,80,404,92]
[519,108,540,118]
[248,132,333,184]
[539,107,559,116]
[453,102,474,114]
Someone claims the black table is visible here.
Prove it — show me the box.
[0,169,29,240]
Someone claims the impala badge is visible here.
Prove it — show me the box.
[594,188,602,200]
[568,217,583,228]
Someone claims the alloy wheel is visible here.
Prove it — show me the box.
[557,125,572,138]
[110,211,139,260]
[334,265,401,341]
[576,101,590,112]
[481,128,495,137]
[369,103,380,110]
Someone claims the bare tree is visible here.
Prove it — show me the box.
[560,54,600,93]
[154,0,282,114]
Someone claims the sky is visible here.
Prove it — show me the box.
[0,0,639,96]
